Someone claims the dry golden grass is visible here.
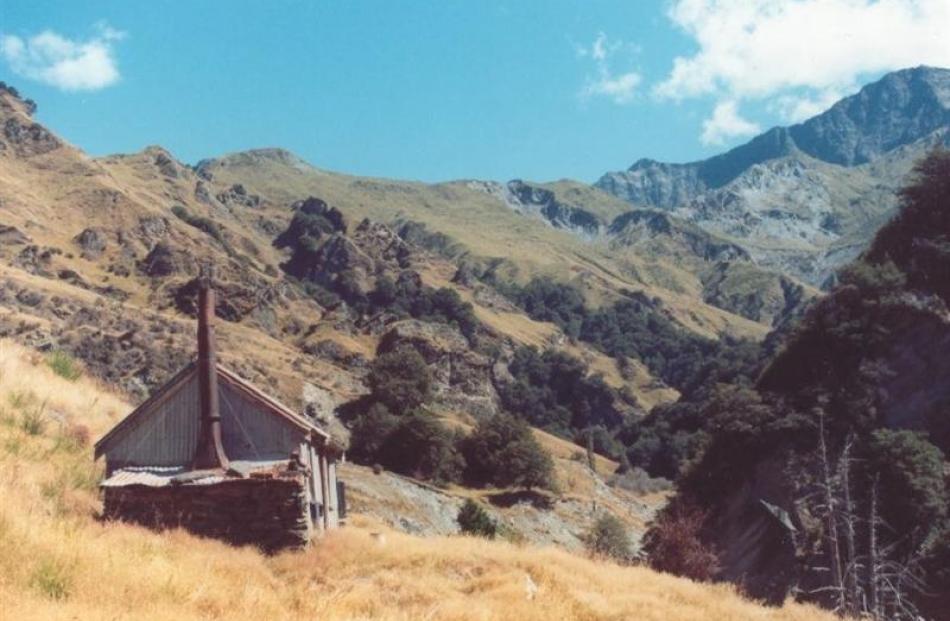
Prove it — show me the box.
[0,339,837,621]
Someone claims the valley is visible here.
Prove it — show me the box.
[1,63,950,620]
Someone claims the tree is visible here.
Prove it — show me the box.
[348,402,400,463]
[865,148,950,304]
[585,514,631,562]
[457,499,497,538]
[863,429,947,545]
[379,411,465,485]
[368,346,432,415]
[463,414,555,491]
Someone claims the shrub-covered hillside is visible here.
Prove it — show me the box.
[645,151,950,620]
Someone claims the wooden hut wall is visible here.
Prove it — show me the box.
[327,460,339,528]
[307,445,325,530]
[102,372,201,470]
[218,381,309,461]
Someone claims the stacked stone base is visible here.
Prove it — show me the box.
[103,475,311,553]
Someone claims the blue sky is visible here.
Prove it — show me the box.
[1,1,949,183]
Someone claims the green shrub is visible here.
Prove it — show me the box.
[349,404,465,486]
[457,499,497,538]
[864,429,948,542]
[502,277,762,400]
[585,514,632,562]
[368,347,432,415]
[378,411,465,485]
[46,350,82,381]
[462,414,555,491]
[348,402,401,463]
[499,347,621,437]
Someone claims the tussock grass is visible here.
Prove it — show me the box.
[45,350,83,381]
[0,339,837,620]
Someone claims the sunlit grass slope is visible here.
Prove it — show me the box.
[0,340,834,621]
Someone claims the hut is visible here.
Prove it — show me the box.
[94,275,345,551]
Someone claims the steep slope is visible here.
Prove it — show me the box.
[597,66,950,286]
[0,339,841,621]
[646,151,950,618]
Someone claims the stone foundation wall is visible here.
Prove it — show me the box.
[103,475,310,552]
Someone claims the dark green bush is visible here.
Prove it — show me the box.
[499,347,621,438]
[462,414,555,491]
[368,347,432,416]
[457,499,497,538]
[378,411,465,485]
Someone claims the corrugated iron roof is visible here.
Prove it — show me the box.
[100,466,187,488]
[95,363,339,459]
[101,460,292,488]
[94,363,198,458]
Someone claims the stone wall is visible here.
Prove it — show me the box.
[103,474,310,552]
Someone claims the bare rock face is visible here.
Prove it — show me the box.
[608,209,750,262]
[353,219,413,268]
[379,319,500,419]
[505,180,603,238]
[140,242,186,277]
[138,216,169,243]
[194,180,216,205]
[0,224,31,245]
[173,274,282,325]
[216,183,261,208]
[152,149,185,178]
[700,261,808,326]
[301,338,367,369]
[74,228,108,260]
[13,245,59,276]
[302,382,351,449]
[2,117,60,156]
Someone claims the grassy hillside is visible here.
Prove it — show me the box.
[194,149,769,339]
[0,340,835,621]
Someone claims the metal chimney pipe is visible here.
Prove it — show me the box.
[192,267,229,470]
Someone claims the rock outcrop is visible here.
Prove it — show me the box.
[379,319,500,419]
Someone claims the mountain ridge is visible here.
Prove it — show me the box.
[595,66,950,286]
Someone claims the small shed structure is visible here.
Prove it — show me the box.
[94,277,345,551]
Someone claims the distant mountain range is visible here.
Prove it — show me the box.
[595,66,950,285]
[1,67,947,365]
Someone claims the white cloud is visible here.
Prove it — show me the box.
[655,0,950,142]
[577,32,642,105]
[770,88,848,123]
[0,23,124,92]
[701,100,761,145]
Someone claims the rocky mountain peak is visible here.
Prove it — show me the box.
[599,67,950,203]
[788,65,950,166]
[0,82,37,117]
[594,66,950,287]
